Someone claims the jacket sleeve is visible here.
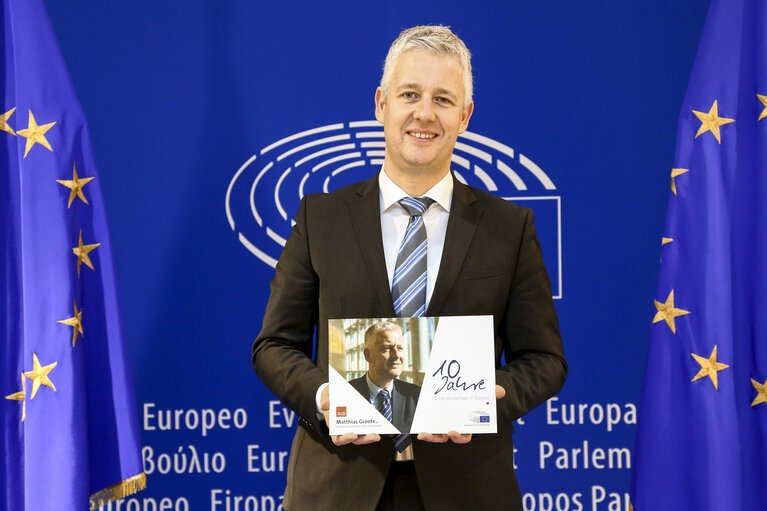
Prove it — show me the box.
[251,196,327,431]
[495,209,567,425]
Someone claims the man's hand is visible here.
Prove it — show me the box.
[321,384,382,446]
[417,384,506,444]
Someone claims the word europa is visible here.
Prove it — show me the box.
[211,489,283,511]
[522,486,630,511]
[432,360,486,394]
[144,403,247,436]
[546,397,636,432]
[539,441,631,470]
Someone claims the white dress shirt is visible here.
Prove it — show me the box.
[364,373,393,405]
[378,168,452,308]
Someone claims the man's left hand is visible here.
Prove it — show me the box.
[416,384,506,444]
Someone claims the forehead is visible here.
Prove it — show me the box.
[390,49,465,94]
[375,329,404,346]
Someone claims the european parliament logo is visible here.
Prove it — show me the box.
[468,411,492,424]
[225,121,562,298]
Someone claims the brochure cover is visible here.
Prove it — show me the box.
[328,316,496,435]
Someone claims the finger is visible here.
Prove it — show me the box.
[417,433,449,443]
[495,384,506,399]
[352,433,381,445]
[447,431,472,444]
[331,432,359,446]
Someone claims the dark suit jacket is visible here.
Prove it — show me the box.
[252,173,567,511]
[348,375,420,433]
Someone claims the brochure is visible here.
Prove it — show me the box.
[328,315,496,435]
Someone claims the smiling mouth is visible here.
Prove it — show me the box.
[408,131,436,139]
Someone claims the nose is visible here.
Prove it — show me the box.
[414,97,436,122]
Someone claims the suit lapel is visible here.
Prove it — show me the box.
[427,178,481,315]
[348,175,397,316]
[391,381,406,432]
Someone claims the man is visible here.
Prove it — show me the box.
[252,25,566,511]
[348,321,420,435]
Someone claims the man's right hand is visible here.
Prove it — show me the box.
[321,384,382,446]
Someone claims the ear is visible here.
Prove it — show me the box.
[458,101,475,134]
[363,348,371,363]
[374,87,385,123]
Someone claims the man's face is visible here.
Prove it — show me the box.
[375,49,474,180]
[365,329,406,386]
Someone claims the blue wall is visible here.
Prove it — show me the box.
[43,2,710,509]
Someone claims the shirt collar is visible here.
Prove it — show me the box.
[366,372,393,395]
[379,168,453,213]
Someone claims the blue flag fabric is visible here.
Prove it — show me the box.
[632,1,767,509]
[1,0,145,509]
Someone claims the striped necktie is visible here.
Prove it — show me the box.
[376,389,392,421]
[392,196,435,318]
[378,388,410,452]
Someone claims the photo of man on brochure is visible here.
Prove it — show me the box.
[329,317,438,433]
[349,321,420,433]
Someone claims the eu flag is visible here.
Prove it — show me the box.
[1,0,145,509]
[632,1,767,509]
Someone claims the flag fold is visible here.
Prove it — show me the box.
[1,0,145,509]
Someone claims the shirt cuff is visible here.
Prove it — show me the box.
[315,382,329,421]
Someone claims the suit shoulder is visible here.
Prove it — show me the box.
[460,182,531,219]
[348,375,367,385]
[394,379,421,397]
[348,376,368,395]
[302,179,369,205]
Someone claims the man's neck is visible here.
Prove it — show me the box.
[368,373,394,390]
[383,164,450,197]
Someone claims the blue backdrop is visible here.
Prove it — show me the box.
[41,2,710,509]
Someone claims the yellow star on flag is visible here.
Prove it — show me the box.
[58,300,84,347]
[24,353,57,399]
[751,378,767,407]
[691,345,729,390]
[16,110,56,158]
[56,163,95,207]
[670,168,689,195]
[653,290,691,334]
[72,230,101,276]
[758,94,767,122]
[1,107,16,135]
[692,100,734,144]
[4,372,26,422]
[660,238,674,263]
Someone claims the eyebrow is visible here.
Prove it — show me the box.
[396,83,458,100]
[433,87,458,100]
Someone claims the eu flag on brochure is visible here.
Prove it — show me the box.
[1,0,145,509]
[632,1,767,509]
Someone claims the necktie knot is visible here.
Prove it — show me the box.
[398,197,434,217]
